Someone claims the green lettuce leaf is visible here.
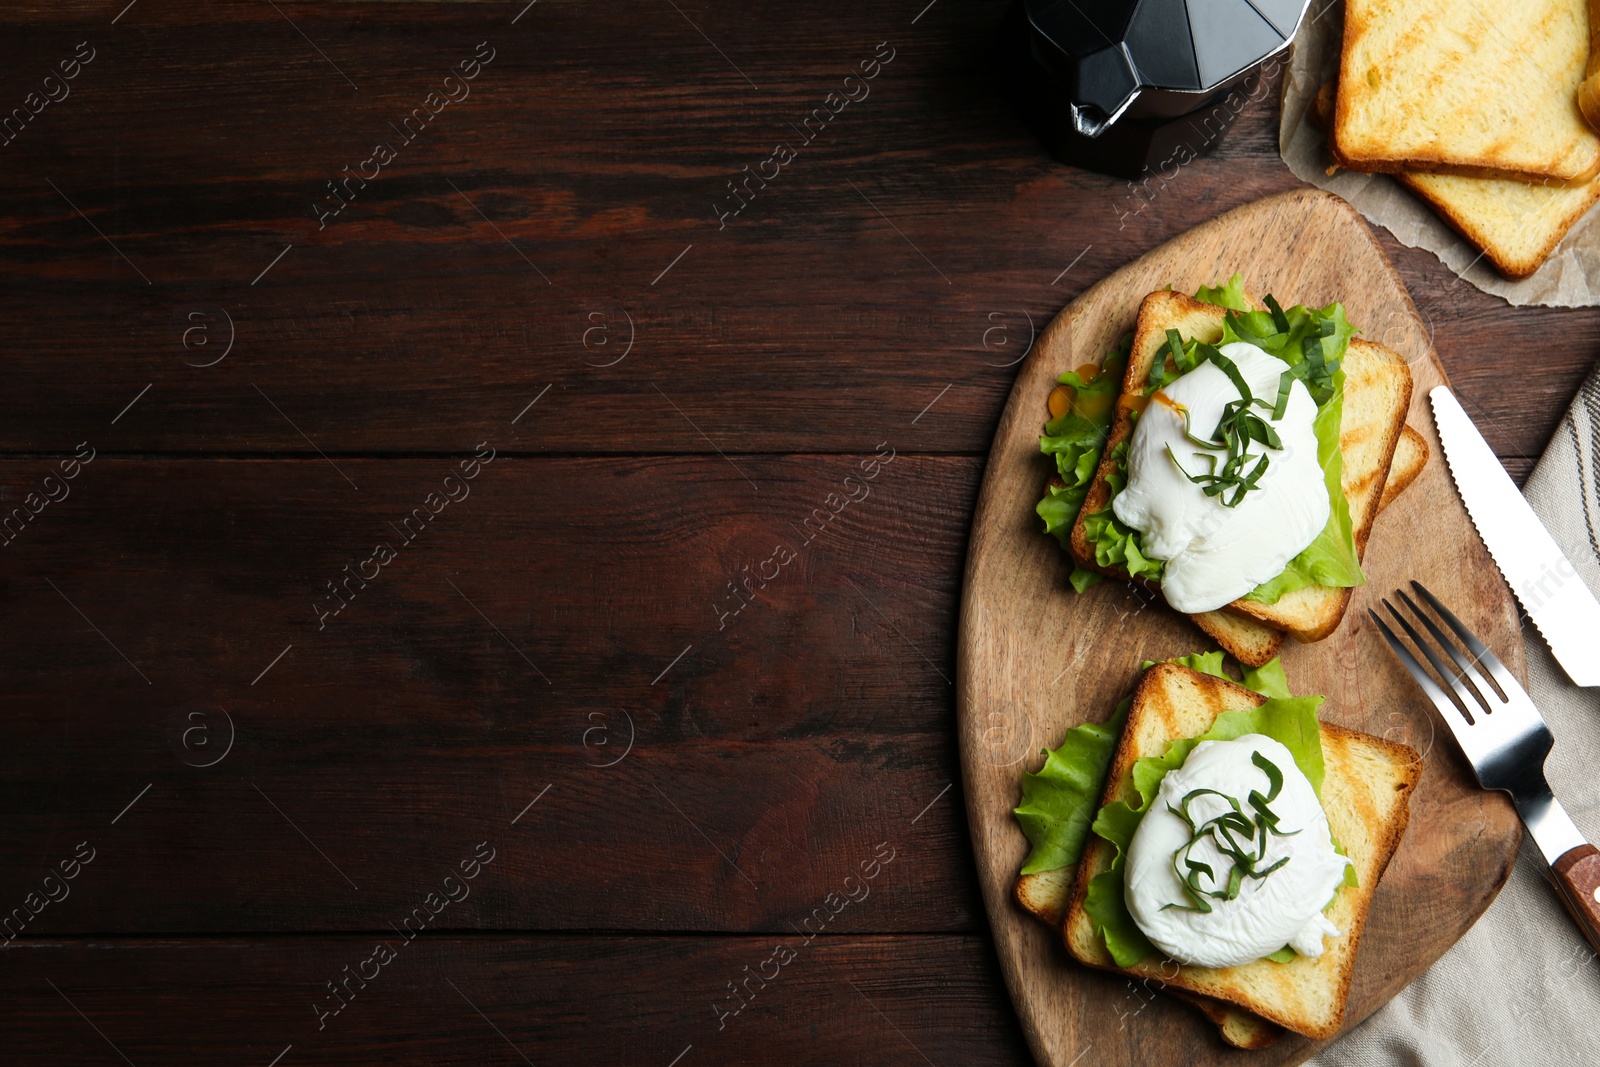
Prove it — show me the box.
[1068,566,1101,593]
[1080,434,1166,582]
[1220,300,1354,408]
[1144,651,1226,676]
[1239,657,1292,699]
[1014,699,1129,875]
[1085,802,1156,962]
[1035,336,1132,595]
[1084,281,1364,607]
[1013,652,1228,877]
[1038,411,1106,571]
[1243,369,1364,602]
[1083,660,1331,967]
[1194,272,1251,312]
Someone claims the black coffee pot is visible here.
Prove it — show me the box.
[1001,0,1311,180]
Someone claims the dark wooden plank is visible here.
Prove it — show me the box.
[1501,455,1538,485]
[0,453,995,932]
[0,935,1032,1066]
[0,2,1586,461]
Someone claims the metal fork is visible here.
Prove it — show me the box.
[1370,581,1600,953]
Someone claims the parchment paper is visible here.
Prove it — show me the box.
[1278,4,1600,307]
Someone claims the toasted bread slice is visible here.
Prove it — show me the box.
[1333,0,1600,183]
[1067,291,1412,642]
[1019,861,1282,1048]
[1316,78,1600,280]
[1178,991,1282,1050]
[1189,610,1285,668]
[1397,171,1600,280]
[1061,663,1420,1040]
[1014,866,1075,928]
[1380,426,1427,512]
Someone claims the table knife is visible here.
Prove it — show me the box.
[1430,386,1600,688]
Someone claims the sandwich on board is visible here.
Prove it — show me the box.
[1023,275,1429,1045]
[1039,277,1422,664]
[1014,654,1420,1046]
[1062,659,1420,1040]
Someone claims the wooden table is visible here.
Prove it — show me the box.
[1,3,1590,1064]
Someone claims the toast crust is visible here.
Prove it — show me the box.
[1013,867,1072,928]
[1066,291,1412,641]
[1327,137,1600,186]
[1060,663,1421,1040]
[1378,426,1427,512]
[1189,610,1285,668]
[1171,989,1282,1049]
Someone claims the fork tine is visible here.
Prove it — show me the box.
[1395,588,1496,709]
[1368,607,1464,723]
[1410,581,1518,699]
[1382,599,1482,721]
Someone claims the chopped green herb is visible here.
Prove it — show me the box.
[1163,351,1286,508]
[1272,369,1294,421]
[1161,752,1299,914]
[1035,333,1133,592]
[1265,293,1290,335]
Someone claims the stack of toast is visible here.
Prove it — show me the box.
[1068,289,1427,666]
[1017,662,1421,1047]
[1316,0,1600,279]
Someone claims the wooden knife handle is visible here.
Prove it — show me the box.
[1551,844,1600,954]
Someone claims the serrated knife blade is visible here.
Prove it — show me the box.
[1430,386,1600,687]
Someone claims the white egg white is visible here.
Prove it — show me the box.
[1123,734,1350,969]
[1112,341,1329,613]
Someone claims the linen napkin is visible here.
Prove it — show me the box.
[1310,367,1600,1065]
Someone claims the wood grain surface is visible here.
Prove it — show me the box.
[0,0,1593,1063]
[0,936,1030,1065]
[0,1,1587,466]
[958,190,1525,1067]
[0,455,973,932]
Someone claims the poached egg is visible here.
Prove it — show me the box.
[1123,734,1350,969]
[1112,341,1328,614]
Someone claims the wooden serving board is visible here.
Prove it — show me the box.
[957,189,1525,1067]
